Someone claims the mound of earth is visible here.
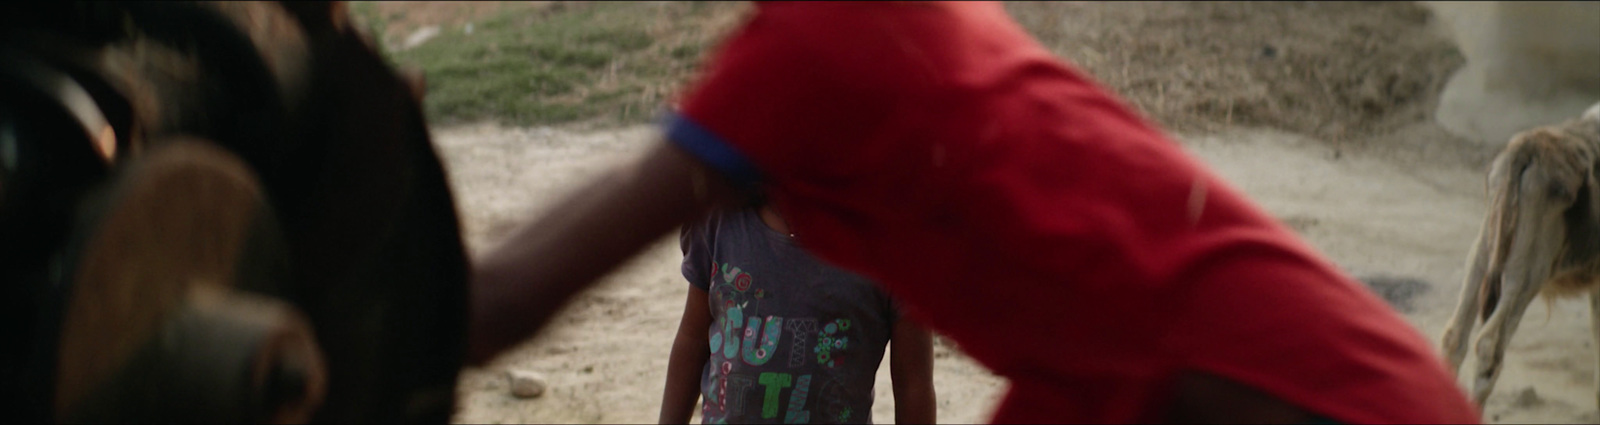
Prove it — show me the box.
[1009,2,1463,146]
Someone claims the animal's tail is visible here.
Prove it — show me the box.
[1477,147,1534,322]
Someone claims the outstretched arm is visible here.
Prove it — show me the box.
[467,142,738,366]
[890,315,936,424]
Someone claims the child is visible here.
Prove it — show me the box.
[658,199,935,424]
[469,3,1481,423]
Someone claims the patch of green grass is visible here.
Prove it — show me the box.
[360,2,744,127]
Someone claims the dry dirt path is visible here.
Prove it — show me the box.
[433,122,1595,424]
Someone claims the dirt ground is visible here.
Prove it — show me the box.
[381,2,1598,424]
[433,124,1597,424]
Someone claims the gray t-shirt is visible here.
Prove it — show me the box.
[681,208,898,424]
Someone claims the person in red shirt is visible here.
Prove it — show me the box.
[468,3,1480,423]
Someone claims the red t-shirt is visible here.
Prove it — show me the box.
[664,2,1478,423]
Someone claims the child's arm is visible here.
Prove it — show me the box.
[660,286,713,424]
[890,315,936,424]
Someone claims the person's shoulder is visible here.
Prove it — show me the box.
[684,207,757,239]
[681,208,724,246]
[719,207,768,238]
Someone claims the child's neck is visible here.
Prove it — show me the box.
[758,205,793,237]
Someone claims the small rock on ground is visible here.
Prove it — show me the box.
[507,369,547,399]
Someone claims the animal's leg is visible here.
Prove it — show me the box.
[1443,275,1485,375]
[1471,273,1542,407]
[1591,285,1599,409]
[1444,229,1493,375]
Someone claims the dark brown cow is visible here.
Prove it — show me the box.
[0,1,467,422]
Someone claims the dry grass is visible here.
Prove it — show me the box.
[1008,1,1464,144]
[352,1,1465,144]
[351,1,748,128]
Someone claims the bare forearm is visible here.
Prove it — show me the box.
[893,381,936,425]
[891,318,936,424]
[468,143,732,365]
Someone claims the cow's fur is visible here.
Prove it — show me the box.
[4,2,467,422]
[1440,102,1600,410]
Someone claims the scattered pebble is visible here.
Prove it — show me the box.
[1351,272,1430,313]
[507,369,547,399]
[1511,387,1542,409]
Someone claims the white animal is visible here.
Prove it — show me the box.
[1440,101,1600,410]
